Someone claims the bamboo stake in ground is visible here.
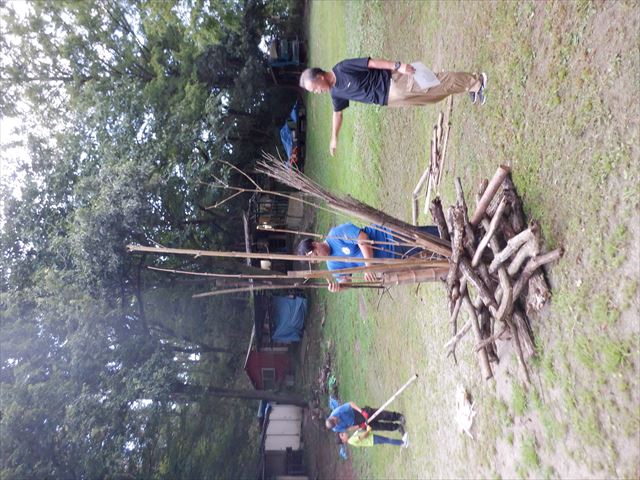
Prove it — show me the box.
[366,374,419,424]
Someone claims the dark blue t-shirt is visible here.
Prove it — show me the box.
[329,402,356,432]
[325,223,400,274]
[330,57,391,112]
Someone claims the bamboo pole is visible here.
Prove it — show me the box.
[382,266,448,285]
[413,166,432,197]
[127,244,420,265]
[424,130,437,210]
[366,374,419,424]
[286,259,449,279]
[257,154,452,257]
[256,225,431,249]
[148,266,290,280]
[192,281,384,298]
[436,122,450,188]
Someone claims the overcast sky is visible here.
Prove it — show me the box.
[1,1,34,201]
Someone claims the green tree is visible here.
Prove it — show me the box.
[1,0,305,477]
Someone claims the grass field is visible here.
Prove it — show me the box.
[301,1,639,479]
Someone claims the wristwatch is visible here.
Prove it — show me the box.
[394,61,401,71]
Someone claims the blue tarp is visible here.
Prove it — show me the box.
[279,102,299,161]
[279,123,294,159]
[271,294,307,343]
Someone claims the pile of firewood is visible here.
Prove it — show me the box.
[412,98,453,225]
[433,166,563,384]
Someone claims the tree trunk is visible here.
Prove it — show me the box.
[172,383,308,406]
[171,345,242,355]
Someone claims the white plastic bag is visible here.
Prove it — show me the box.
[410,62,440,90]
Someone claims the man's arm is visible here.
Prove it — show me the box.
[357,231,378,283]
[367,58,415,75]
[330,111,343,156]
[327,274,351,293]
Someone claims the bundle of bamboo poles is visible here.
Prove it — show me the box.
[127,153,453,297]
[437,166,563,384]
[126,245,443,297]
[257,153,452,258]
[412,97,453,225]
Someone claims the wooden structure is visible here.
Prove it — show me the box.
[244,293,297,390]
[247,189,305,273]
[412,98,453,224]
[437,167,562,384]
[257,403,307,480]
[267,37,306,87]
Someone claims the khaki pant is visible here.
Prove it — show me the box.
[387,71,481,106]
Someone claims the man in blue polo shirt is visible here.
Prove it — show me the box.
[296,222,444,292]
[299,57,486,156]
[325,400,405,433]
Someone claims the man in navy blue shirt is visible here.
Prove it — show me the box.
[297,222,445,292]
[325,400,405,433]
[299,57,486,156]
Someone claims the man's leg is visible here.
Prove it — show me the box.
[364,407,403,423]
[388,71,482,106]
[373,435,403,446]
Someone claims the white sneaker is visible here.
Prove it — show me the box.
[477,72,488,106]
[402,432,409,448]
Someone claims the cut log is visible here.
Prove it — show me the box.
[512,248,563,299]
[444,319,471,357]
[429,196,451,241]
[479,215,530,384]
[513,309,536,358]
[463,296,493,380]
[470,165,511,226]
[503,176,527,233]
[479,308,499,363]
[507,236,541,277]
[455,177,477,256]
[489,224,539,273]
[475,325,509,351]
[446,207,465,293]
[477,178,489,199]
[526,272,552,315]
[500,176,554,310]
[472,198,507,267]
[459,258,498,310]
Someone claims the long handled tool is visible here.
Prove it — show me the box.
[366,373,419,424]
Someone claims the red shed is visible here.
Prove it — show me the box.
[244,293,294,390]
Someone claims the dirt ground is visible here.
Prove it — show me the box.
[299,300,357,480]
